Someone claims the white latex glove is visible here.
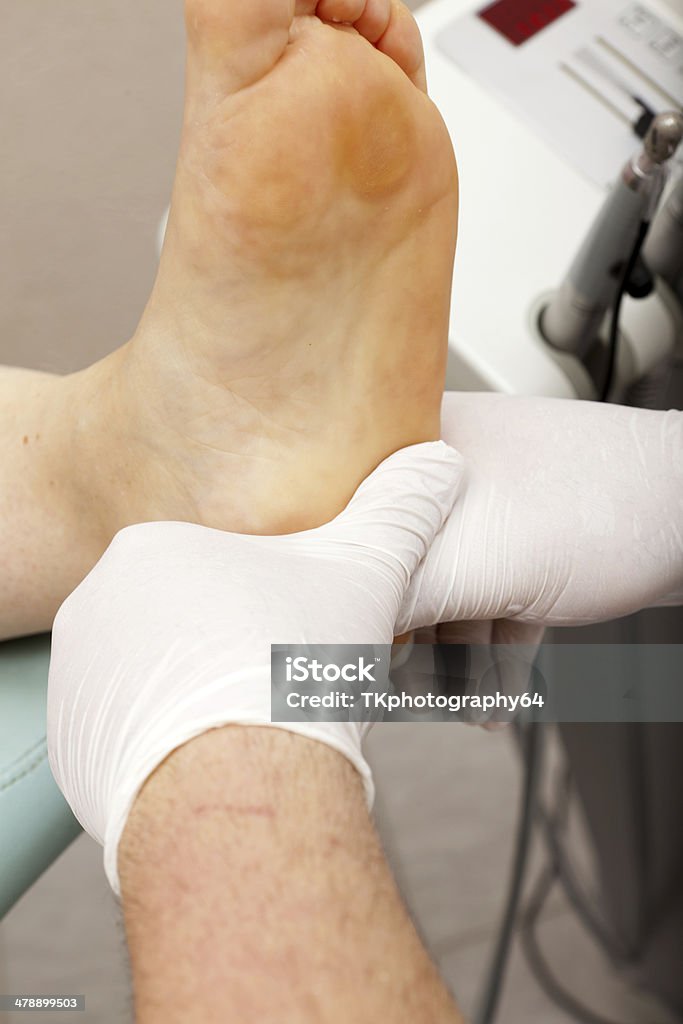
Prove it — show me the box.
[47,442,463,897]
[400,392,683,633]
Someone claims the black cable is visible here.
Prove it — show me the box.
[534,768,635,963]
[517,757,629,1024]
[632,98,655,141]
[520,866,628,1024]
[600,220,651,401]
[520,759,645,1024]
[474,721,543,1024]
[501,720,634,1024]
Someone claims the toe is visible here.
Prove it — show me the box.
[376,1,427,92]
[313,0,426,92]
[185,0,295,91]
[315,0,366,22]
[353,0,392,43]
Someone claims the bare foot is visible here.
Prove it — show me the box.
[76,0,460,535]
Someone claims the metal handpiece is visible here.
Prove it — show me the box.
[643,161,683,296]
[541,111,683,356]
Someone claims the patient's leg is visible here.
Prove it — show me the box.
[119,725,465,1024]
[0,0,458,638]
[0,366,106,639]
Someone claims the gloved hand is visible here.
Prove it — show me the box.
[412,619,547,729]
[400,391,683,633]
[47,442,463,897]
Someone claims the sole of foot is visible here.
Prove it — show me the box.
[78,0,459,536]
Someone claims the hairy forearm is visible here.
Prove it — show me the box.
[119,726,464,1024]
[0,365,104,639]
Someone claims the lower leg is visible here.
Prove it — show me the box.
[0,365,109,640]
[119,726,465,1024]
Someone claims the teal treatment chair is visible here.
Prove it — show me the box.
[0,635,82,919]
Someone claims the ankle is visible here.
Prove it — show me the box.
[67,346,177,539]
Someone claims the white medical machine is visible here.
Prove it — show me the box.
[416,0,683,403]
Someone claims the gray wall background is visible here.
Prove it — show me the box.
[1,1,185,374]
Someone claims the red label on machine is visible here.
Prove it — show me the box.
[478,0,576,46]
